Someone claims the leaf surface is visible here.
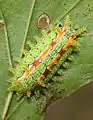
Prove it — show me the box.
[0,0,93,119]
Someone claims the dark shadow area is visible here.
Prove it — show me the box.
[44,82,93,120]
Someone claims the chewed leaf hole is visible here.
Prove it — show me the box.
[37,13,50,29]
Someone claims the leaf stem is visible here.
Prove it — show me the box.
[2,92,13,120]
[2,0,36,119]
[54,0,82,25]
[6,98,25,120]
[0,10,14,120]
[0,9,12,67]
[20,0,36,58]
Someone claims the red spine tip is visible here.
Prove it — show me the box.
[32,59,40,66]
[50,41,56,47]
[43,68,50,76]
[58,48,64,55]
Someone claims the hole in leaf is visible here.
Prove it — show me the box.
[37,13,50,29]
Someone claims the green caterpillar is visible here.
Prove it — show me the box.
[8,16,85,97]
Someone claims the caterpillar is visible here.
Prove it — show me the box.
[8,16,85,97]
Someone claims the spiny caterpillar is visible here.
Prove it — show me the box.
[8,16,85,97]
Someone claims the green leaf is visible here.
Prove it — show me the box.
[0,0,93,120]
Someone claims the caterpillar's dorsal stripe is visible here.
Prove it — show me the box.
[63,33,79,50]
[37,32,79,82]
[38,45,51,60]
[17,25,70,84]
